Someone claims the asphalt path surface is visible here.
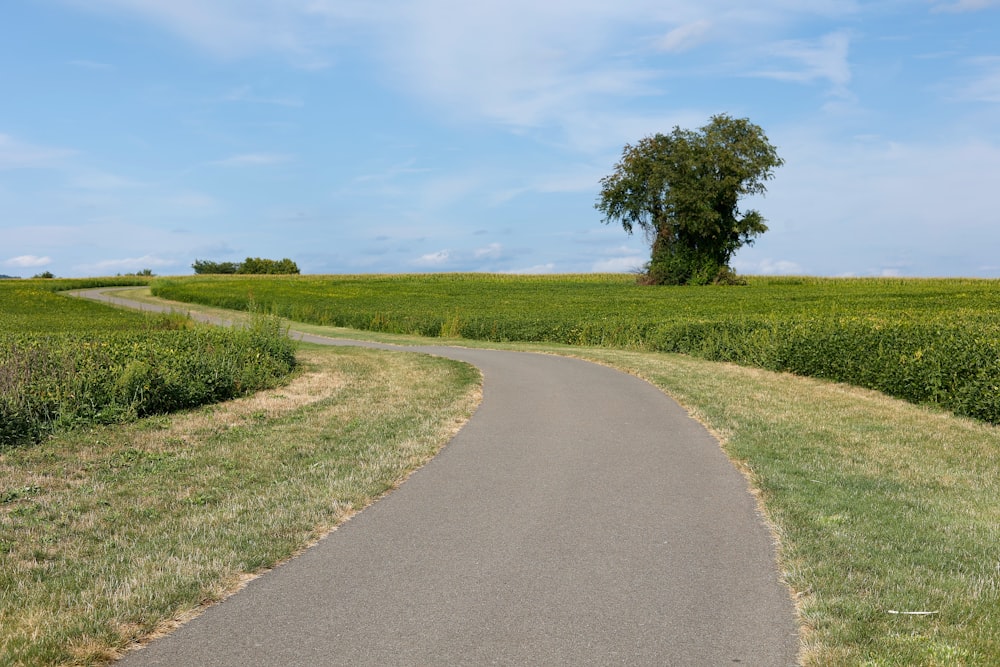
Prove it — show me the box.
[77,289,800,666]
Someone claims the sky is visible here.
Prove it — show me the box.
[1,1,999,278]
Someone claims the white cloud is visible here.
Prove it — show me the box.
[755,30,852,93]
[731,257,803,275]
[4,255,52,268]
[413,250,451,266]
[364,0,864,135]
[502,263,557,274]
[591,255,646,273]
[658,20,712,53]
[376,1,665,131]
[474,243,504,260]
[57,0,864,150]
[736,129,1000,276]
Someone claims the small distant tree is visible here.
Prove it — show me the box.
[237,257,300,275]
[32,271,55,279]
[596,114,783,285]
[192,259,239,274]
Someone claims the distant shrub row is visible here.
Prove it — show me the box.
[0,315,296,449]
[192,257,300,275]
[152,274,1000,425]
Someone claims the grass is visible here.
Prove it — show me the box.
[0,281,297,449]
[0,279,152,335]
[0,343,480,666]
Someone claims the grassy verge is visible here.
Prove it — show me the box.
[117,288,1000,665]
[0,345,480,666]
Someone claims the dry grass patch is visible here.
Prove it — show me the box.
[0,345,480,666]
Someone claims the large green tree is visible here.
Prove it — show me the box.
[596,114,783,285]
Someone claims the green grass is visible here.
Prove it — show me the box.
[151,273,1000,423]
[0,280,296,448]
[0,278,153,334]
[0,344,480,666]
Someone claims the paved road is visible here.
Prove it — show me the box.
[78,290,800,666]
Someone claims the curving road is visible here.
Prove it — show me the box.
[77,289,800,666]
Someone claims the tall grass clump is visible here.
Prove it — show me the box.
[0,280,296,450]
[0,316,295,450]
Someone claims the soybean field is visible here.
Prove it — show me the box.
[153,274,1000,424]
[0,279,296,449]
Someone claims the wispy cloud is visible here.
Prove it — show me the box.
[58,1,863,146]
[70,170,142,190]
[376,2,665,131]
[4,255,52,268]
[474,243,504,260]
[212,153,293,167]
[754,31,852,94]
[64,0,319,59]
[502,263,557,274]
[931,0,1000,12]
[0,134,75,169]
[658,20,712,53]
[732,257,804,275]
[591,255,645,273]
[957,57,1000,103]
[413,249,451,267]
[737,131,1000,276]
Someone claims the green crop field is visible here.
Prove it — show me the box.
[153,273,1000,424]
[0,279,296,448]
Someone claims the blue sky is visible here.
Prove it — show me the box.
[2,0,999,278]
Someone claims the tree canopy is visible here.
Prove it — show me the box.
[596,114,783,285]
[192,257,300,275]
